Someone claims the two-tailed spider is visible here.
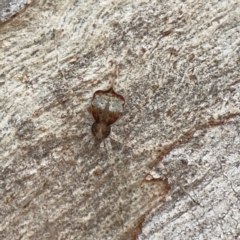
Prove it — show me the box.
[91,87,125,139]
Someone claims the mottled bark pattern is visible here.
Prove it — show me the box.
[0,0,239,240]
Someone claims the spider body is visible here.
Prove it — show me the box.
[91,87,125,139]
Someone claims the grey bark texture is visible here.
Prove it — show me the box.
[0,0,239,240]
[0,0,29,23]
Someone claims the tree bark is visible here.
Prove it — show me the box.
[0,0,239,239]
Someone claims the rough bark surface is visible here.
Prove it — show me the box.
[0,0,239,240]
[0,0,28,23]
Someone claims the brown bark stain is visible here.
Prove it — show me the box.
[128,179,170,240]
[134,111,240,239]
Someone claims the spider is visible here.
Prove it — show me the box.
[91,86,125,140]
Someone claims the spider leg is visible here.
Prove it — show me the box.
[110,129,141,155]
[156,162,200,206]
